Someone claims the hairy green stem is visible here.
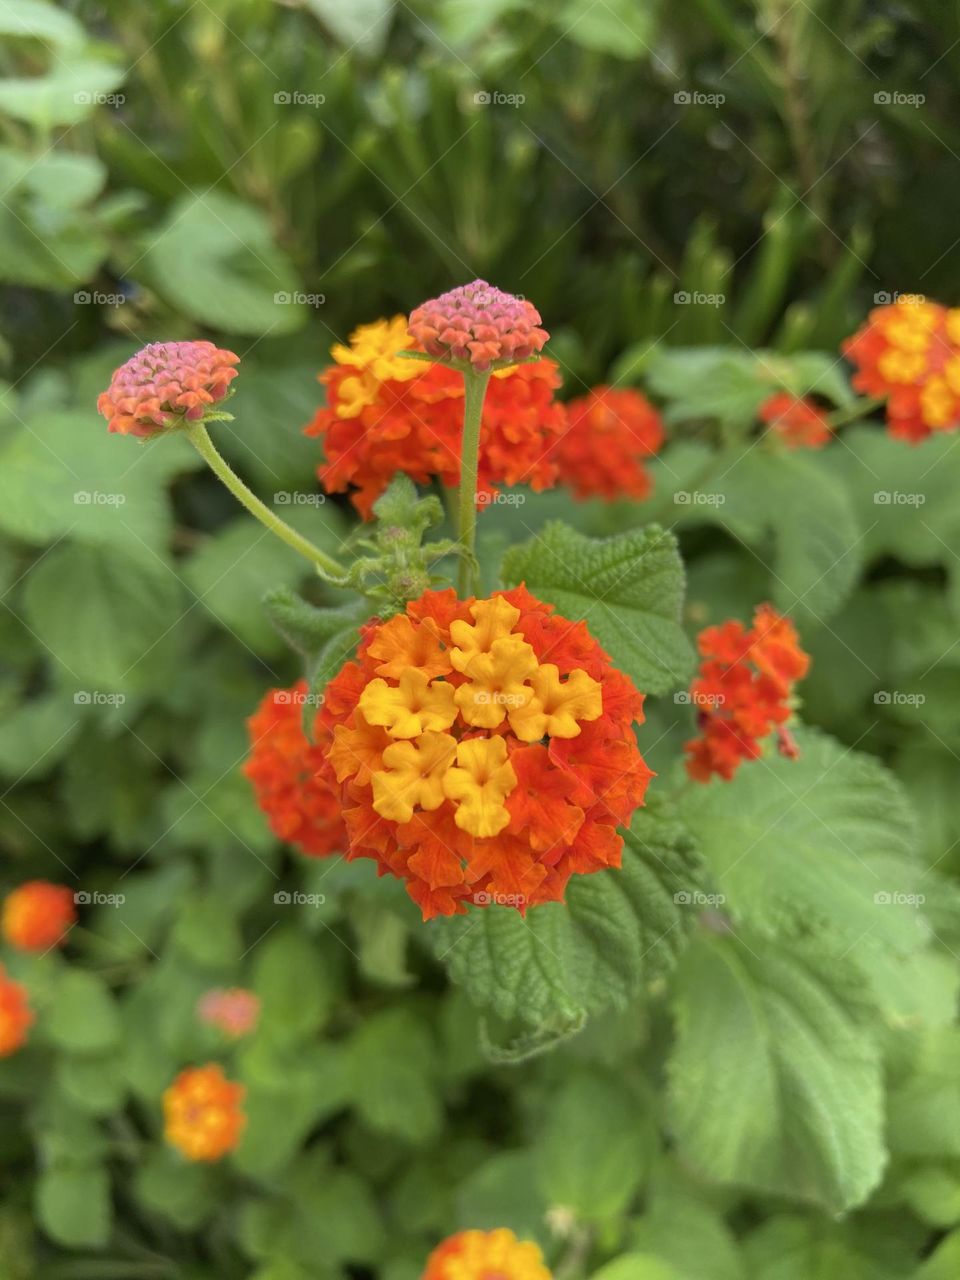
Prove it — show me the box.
[185,423,347,580]
[457,368,492,596]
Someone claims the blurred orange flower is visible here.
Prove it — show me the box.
[2,881,76,951]
[422,1229,551,1280]
[163,1064,245,1162]
[0,966,32,1057]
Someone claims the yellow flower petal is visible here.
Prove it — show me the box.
[371,731,457,823]
[454,635,539,727]
[358,669,457,739]
[449,596,522,673]
[442,737,517,838]
[508,665,603,741]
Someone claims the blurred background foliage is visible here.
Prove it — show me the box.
[3,0,960,1277]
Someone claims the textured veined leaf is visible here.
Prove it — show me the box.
[680,727,923,955]
[432,804,704,1033]
[668,932,886,1212]
[501,522,694,694]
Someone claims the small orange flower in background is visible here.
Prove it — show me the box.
[305,316,565,517]
[2,881,77,951]
[551,386,664,499]
[0,966,33,1058]
[684,604,810,782]
[244,681,346,858]
[163,1064,245,1162]
[197,988,260,1039]
[422,1229,551,1280]
[298,586,652,919]
[407,279,549,371]
[97,340,239,438]
[842,295,960,442]
[759,393,831,450]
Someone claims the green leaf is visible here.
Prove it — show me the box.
[35,1164,111,1248]
[134,1148,219,1230]
[0,407,196,550]
[185,518,311,654]
[744,1213,919,1280]
[46,970,121,1053]
[557,0,654,57]
[138,192,303,336]
[251,927,338,1045]
[304,0,395,54]
[263,589,366,673]
[455,1152,547,1243]
[668,932,886,1212]
[21,542,184,692]
[0,693,80,780]
[171,891,243,969]
[501,522,694,694]
[590,1257,682,1280]
[346,1008,441,1144]
[536,1072,653,1221]
[914,1232,960,1280]
[680,727,923,955]
[433,804,703,1032]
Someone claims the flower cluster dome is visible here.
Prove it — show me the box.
[97,340,239,438]
[407,279,549,371]
[421,1229,551,1280]
[684,604,810,782]
[306,586,653,919]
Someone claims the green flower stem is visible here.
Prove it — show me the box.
[826,394,884,429]
[456,368,492,596]
[185,423,347,580]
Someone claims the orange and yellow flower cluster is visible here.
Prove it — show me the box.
[758,393,831,450]
[244,683,346,858]
[422,1229,551,1280]
[684,604,810,782]
[2,880,76,951]
[549,386,664,499]
[0,966,32,1058]
[305,317,566,517]
[163,1063,245,1162]
[303,586,652,919]
[842,296,960,442]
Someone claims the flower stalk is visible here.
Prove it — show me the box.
[185,423,348,581]
[456,368,492,595]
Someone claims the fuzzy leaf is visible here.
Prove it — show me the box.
[432,804,703,1032]
[501,522,694,694]
[668,931,886,1211]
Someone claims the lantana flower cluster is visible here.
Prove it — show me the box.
[245,684,346,857]
[422,1229,551,1280]
[2,880,76,951]
[684,604,810,782]
[250,588,652,919]
[163,1063,246,1161]
[306,316,566,517]
[842,295,960,441]
[97,340,240,438]
[758,393,831,450]
[549,386,664,499]
[0,966,32,1058]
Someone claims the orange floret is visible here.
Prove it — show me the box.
[2,880,76,951]
[163,1064,245,1162]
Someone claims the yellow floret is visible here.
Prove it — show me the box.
[442,737,517,838]
[370,732,457,823]
[359,669,457,739]
[508,665,603,741]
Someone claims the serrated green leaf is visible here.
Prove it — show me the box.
[433,805,703,1031]
[680,727,923,954]
[501,522,694,693]
[668,932,886,1211]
